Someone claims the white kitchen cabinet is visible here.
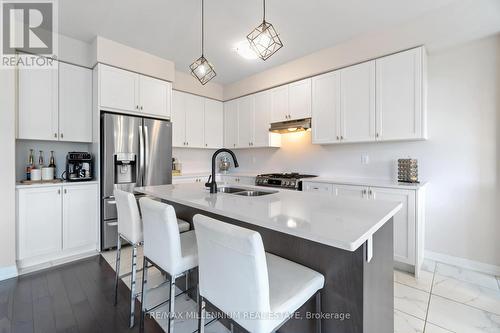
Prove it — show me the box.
[17,186,62,259]
[18,63,59,141]
[220,175,256,186]
[204,99,224,148]
[139,75,171,119]
[270,85,289,123]
[99,64,171,119]
[371,187,416,266]
[99,64,138,112]
[172,176,207,184]
[311,71,341,144]
[62,184,98,250]
[376,48,425,141]
[237,95,255,148]
[340,61,376,143]
[184,93,205,148]
[253,91,272,147]
[334,184,367,199]
[288,78,312,120]
[59,62,93,142]
[302,182,333,193]
[224,100,239,148]
[17,183,99,270]
[172,90,204,148]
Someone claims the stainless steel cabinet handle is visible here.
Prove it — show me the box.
[362,189,367,195]
[64,189,67,194]
[336,136,340,140]
[57,189,60,194]
[376,133,379,138]
[340,135,343,140]
[136,105,139,109]
[61,133,64,139]
[140,106,143,110]
[54,133,57,138]
[368,189,372,196]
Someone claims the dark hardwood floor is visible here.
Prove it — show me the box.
[0,255,164,333]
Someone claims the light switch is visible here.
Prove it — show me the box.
[361,153,370,165]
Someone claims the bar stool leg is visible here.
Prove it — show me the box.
[315,291,322,333]
[129,244,138,328]
[140,256,149,332]
[197,297,205,333]
[185,270,190,300]
[113,234,122,306]
[168,276,176,333]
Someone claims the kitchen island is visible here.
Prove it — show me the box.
[135,183,402,333]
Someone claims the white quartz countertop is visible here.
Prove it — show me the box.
[16,180,99,189]
[305,176,427,190]
[135,183,402,251]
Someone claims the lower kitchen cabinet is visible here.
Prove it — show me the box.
[302,180,425,276]
[220,175,256,185]
[16,183,99,270]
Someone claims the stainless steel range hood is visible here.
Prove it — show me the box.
[269,118,311,134]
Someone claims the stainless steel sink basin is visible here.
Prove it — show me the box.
[217,187,247,194]
[233,190,278,197]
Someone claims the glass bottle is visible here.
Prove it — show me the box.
[49,150,56,178]
[25,149,34,180]
[38,150,45,168]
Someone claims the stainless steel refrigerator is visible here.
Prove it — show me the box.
[101,112,172,250]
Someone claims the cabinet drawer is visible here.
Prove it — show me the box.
[303,182,333,193]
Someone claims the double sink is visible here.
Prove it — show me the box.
[218,186,277,197]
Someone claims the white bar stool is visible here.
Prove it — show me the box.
[113,190,190,328]
[193,214,325,333]
[139,197,199,333]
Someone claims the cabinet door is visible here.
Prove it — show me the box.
[253,91,272,147]
[376,48,423,141]
[18,64,59,140]
[340,61,376,143]
[224,100,238,148]
[333,184,367,199]
[62,184,98,250]
[237,95,254,148]
[171,90,187,147]
[270,85,288,123]
[288,78,312,120]
[371,187,416,265]
[311,71,341,144]
[204,99,223,148]
[99,64,138,112]
[17,187,62,259]
[184,94,205,148]
[302,182,333,194]
[139,75,170,119]
[59,62,92,142]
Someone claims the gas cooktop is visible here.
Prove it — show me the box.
[255,173,317,190]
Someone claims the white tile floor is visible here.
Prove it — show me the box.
[102,248,500,333]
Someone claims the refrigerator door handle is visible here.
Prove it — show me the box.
[139,125,145,186]
[144,125,150,183]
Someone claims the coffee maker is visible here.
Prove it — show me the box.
[66,152,93,181]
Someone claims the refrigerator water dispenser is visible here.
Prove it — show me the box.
[114,153,137,184]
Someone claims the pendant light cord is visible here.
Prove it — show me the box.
[201,0,204,56]
[263,0,266,22]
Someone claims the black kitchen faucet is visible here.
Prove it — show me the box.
[205,148,239,193]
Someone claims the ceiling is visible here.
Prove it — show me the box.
[59,0,458,84]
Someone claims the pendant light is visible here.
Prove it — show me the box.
[247,0,283,60]
[190,0,216,85]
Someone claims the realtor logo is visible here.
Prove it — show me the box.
[1,0,57,68]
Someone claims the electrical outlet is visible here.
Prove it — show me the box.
[361,153,370,165]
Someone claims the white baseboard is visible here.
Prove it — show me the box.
[425,250,500,276]
[0,265,18,281]
[17,250,99,276]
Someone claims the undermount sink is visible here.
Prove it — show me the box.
[233,190,278,197]
[217,187,247,194]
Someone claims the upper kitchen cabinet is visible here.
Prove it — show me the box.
[288,78,312,120]
[254,91,280,147]
[99,64,171,119]
[18,60,93,142]
[270,85,289,123]
[224,100,238,148]
[237,95,254,148]
[312,71,341,144]
[171,90,205,148]
[18,62,59,141]
[138,75,172,119]
[59,62,93,142]
[340,61,376,143]
[204,99,224,149]
[376,47,426,141]
[99,64,137,112]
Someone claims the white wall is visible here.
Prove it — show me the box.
[227,35,500,267]
[0,69,17,277]
[173,70,223,101]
